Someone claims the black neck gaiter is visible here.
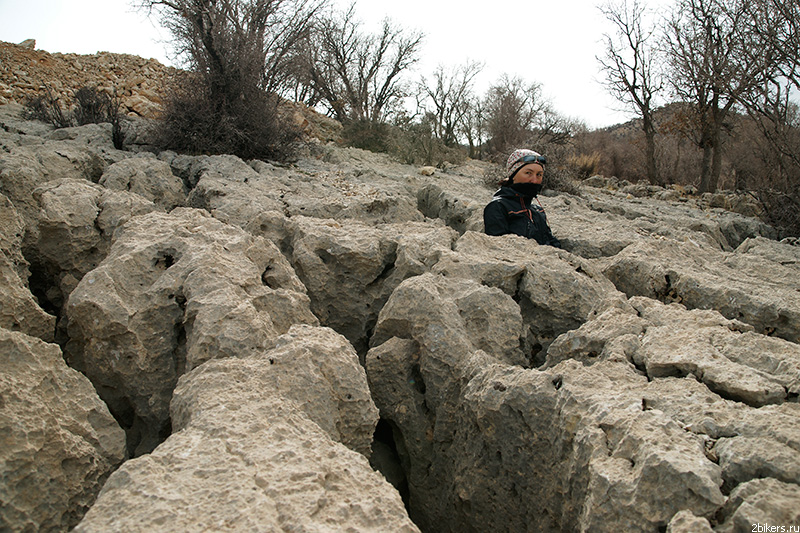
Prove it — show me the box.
[510,182,542,198]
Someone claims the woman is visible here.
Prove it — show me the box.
[483,148,561,248]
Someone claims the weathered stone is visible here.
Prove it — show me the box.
[600,237,800,343]
[434,231,628,363]
[65,208,316,455]
[666,510,714,533]
[417,182,485,234]
[99,157,185,211]
[367,278,726,532]
[0,142,107,239]
[171,325,378,456]
[0,328,125,532]
[716,478,800,533]
[0,194,55,341]
[289,218,458,355]
[73,326,417,533]
[716,436,800,489]
[735,236,800,270]
[32,178,156,310]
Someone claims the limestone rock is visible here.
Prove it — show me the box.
[74,326,416,533]
[0,194,55,341]
[434,231,628,363]
[33,178,156,310]
[0,141,107,239]
[600,237,800,343]
[171,325,379,456]
[367,274,726,531]
[289,218,458,355]
[548,295,800,520]
[667,510,714,533]
[716,478,800,533]
[0,328,125,532]
[65,208,317,455]
[99,157,185,211]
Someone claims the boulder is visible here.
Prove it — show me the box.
[434,231,627,364]
[0,194,55,341]
[366,275,726,532]
[32,178,156,312]
[554,189,774,257]
[65,208,317,455]
[666,511,714,533]
[73,325,417,533]
[600,237,800,343]
[288,217,458,355]
[0,328,125,532]
[548,295,800,518]
[716,478,800,533]
[0,141,107,241]
[99,157,185,211]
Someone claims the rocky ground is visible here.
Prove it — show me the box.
[1,43,799,533]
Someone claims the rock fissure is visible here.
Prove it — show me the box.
[2,77,799,531]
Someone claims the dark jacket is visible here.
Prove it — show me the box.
[483,187,561,248]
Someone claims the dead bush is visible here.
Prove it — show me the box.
[23,85,126,148]
[156,77,300,161]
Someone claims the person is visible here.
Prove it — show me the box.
[483,148,561,248]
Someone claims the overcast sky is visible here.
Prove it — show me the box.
[0,0,676,128]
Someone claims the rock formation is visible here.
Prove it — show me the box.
[1,44,798,531]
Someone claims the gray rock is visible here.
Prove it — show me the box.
[65,208,317,455]
[171,325,379,456]
[600,238,800,343]
[33,178,156,310]
[0,328,125,532]
[73,326,417,533]
[366,275,726,531]
[0,194,55,341]
[289,217,458,355]
[716,436,800,489]
[666,510,714,533]
[99,157,185,211]
[716,478,800,533]
[0,142,107,242]
[434,231,628,363]
[548,295,800,517]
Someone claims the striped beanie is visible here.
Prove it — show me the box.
[506,149,544,180]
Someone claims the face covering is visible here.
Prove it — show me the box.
[510,182,542,198]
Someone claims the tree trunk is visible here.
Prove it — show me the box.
[642,114,659,186]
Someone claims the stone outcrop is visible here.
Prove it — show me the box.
[0,40,177,118]
[73,325,418,532]
[0,329,125,531]
[2,91,799,532]
[0,193,55,341]
[64,208,317,456]
[599,237,800,343]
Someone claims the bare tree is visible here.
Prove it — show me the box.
[138,0,326,159]
[140,0,325,98]
[302,3,423,124]
[664,0,795,192]
[598,0,663,185]
[736,0,800,178]
[483,75,571,156]
[460,96,485,159]
[418,61,483,147]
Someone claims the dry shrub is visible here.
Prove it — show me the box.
[567,152,602,179]
[23,85,125,148]
[156,76,300,161]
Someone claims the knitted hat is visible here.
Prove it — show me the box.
[506,149,546,181]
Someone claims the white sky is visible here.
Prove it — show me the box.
[0,0,676,128]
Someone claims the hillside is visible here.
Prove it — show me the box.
[1,41,799,532]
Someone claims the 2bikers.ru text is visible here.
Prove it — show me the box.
[753,525,800,533]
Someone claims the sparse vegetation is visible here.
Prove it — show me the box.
[23,85,126,148]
